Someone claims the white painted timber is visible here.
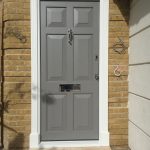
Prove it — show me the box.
[30,0,109,148]
[129,122,150,150]
[129,64,150,99]
[129,94,150,136]
[130,0,150,36]
[129,26,150,64]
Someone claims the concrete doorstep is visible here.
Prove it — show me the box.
[30,146,111,150]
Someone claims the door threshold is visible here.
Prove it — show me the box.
[31,140,110,149]
[30,146,111,150]
[39,140,104,148]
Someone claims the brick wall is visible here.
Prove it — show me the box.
[0,0,129,149]
[109,0,129,149]
[2,0,31,149]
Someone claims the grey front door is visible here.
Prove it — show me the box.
[40,1,99,141]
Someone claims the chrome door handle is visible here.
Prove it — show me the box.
[68,28,73,45]
[95,74,99,80]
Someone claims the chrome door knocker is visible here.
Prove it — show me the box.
[68,28,73,45]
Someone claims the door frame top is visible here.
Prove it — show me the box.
[30,0,109,148]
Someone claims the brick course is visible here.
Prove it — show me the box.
[0,0,129,149]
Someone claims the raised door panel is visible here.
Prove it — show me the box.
[73,94,93,130]
[46,7,67,27]
[74,7,93,27]
[46,94,67,131]
[74,35,93,80]
[47,35,67,81]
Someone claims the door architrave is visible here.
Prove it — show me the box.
[30,0,109,148]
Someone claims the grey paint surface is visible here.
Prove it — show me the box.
[40,1,99,141]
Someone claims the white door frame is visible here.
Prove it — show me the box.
[30,0,109,148]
